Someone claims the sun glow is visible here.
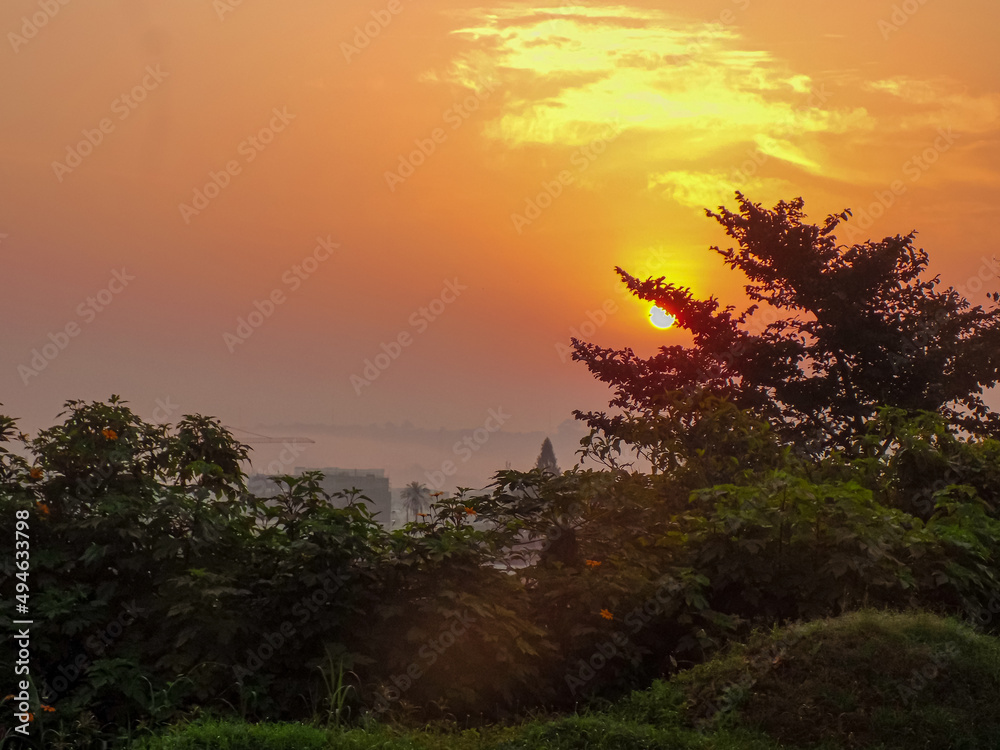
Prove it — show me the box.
[649,305,676,330]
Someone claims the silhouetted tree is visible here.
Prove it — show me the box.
[572,193,1000,457]
[535,437,560,474]
[401,481,430,522]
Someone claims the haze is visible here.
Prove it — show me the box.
[3,0,999,489]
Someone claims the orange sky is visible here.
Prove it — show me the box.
[3,0,999,488]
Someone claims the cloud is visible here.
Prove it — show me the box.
[754,135,822,173]
[432,5,993,208]
[863,76,1000,134]
[442,4,850,150]
[647,169,787,211]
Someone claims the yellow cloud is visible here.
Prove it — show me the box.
[445,4,850,150]
[647,170,788,211]
[754,135,822,173]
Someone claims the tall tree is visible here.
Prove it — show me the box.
[535,437,560,474]
[401,480,430,522]
[572,193,1000,457]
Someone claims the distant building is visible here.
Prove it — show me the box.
[246,467,392,527]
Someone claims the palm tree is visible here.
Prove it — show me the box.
[401,481,430,523]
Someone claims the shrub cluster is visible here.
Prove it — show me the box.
[2,395,1000,747]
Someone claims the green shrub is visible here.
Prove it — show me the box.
[6,395,1000,741]
[0,398,557,741]
[669,609,1000,749]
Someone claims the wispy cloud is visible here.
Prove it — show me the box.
[863,76,1000,133]
[647,170,787,211]
[444,4,861,150]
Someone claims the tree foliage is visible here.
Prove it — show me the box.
[535,437,560,475]
[400,480,430,522]
[572,193,1000,456]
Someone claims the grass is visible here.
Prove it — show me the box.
[133,609,1000,750]
[131,717,775,750]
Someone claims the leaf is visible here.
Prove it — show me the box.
[515,637,538,656]
[81,543,109,564]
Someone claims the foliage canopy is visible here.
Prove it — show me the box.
[572,193,1000,456]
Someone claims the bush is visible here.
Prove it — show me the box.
[667,609,1000,748]
[5,395,1000,743]
[0,398,556,743]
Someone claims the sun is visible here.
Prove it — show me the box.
[649,305,676,330]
